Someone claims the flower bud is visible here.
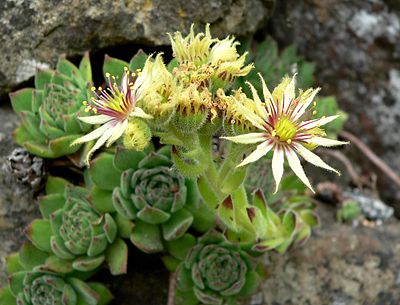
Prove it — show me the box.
[123,119,152,151]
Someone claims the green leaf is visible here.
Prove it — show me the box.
[221,168,246,194]
[165,233,196,260]
[45,255,74,273]
[161,255,181,272]
[238,270,260,297]
[103,55,129,82]
[103,214,117,243]
[129,49,148,71]
[5,253,24,274]
[79,52,92,82]
[45,176,70,195]
[186,200,216,233]
[138,152,172,169]
[48,134,82,157]
[114,214,134,239]
[57,58,83,82]
[72,255,105,272]
[10,88,33,113]
[0,287,17,305]
[136,205,171,224]
[9,271,25,296]
[106,238,128,275]
[25,219,52,252]
[162,209,193,241]
[113,146,146,171]
[19,243,48,270]
[197,176,220,209]
[35,69,54,90]
[69,277,100,305]
[87,283,113,305]
[39,193,65,219]
[130,220,164,253]
[90,187,114,213]
[89,153,121,191]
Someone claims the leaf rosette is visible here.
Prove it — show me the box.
[112,147,197,253]
[27,177,129,275]
[0,243,112,305]
[176,231,260,305]
[10,54,93,160]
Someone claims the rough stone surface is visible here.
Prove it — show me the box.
[259,204,400,305]
[0,0,274,97]
[269,0,400,206]
[0,104,40,286]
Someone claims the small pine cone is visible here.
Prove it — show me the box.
[4,148,45,190]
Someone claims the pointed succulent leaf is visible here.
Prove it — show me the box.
[79,52,92,82]
[162,208,193,241]
[103,213,117,243]
[45,255,74,273]
[50,236,75,260]
[5,253,24,274]
[130,220,164,253]
[161,255,181,272]
[72,255,105,272]
[197,176,220,209]
[25,219,52,252]
[89,153,121,191]
[9,271,25,297]
[0,287,16,305]
[105,238,128,275]
[114,214,134,239]
[69,277,100,305]
[113,146,146,171]
[35,69,54,90]
[19,243,48,271]
[112,188,138,219]
[137,205,171,224]
[87,283,113,305]
[10,88,33,113]
[129,49,148,71]
[48,134,82,157]
[90,186,115,213]
[221,167,246,194]
[103,55,129,83]
[39,193,65,218]
[186,200,216,233]
[165,233,197,260]
[87,234,109,257]
[138,152,172,168]
[238,270,260,297]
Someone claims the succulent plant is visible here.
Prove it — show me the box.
[112,146,202,253]
[0,243,112,305]
[175,231,261,305]
[10,54,93,160]
[26,176,130,275]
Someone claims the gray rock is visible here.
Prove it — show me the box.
[260,204,400,305]
[0,0,274,97]
[0,104,41,287]
[269,0,400,208]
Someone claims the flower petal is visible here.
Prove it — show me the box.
[232,101,265,130]
[294,143,339,174]
[78,115,113,125]
[71,121,115,145]
[307,137,348,147]
[106,119,128,147]
[85,126,115,165]
[130,107,153,119]
[283,74,296,102]
[221,133,266,144]
[285,147,314,192]
[292,88,320,121]
[299,115,339,130]
[272,146,284,193]
[237,141,273,167]
[246,81,269,119]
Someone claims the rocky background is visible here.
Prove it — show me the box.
[1,0,400,304]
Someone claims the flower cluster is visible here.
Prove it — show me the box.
[4,24,348,305]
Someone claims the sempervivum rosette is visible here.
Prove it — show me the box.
[176,231,261,305]
[10,54,94,160]
[26,177,130,275]
[112,147,197,253]
[0,243,112,305]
